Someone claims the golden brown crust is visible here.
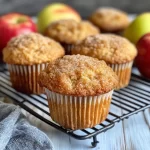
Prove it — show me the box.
[38,55,118,96]
[89,7,130,32]
[45,19,99,44]
[71,34,137,64]
[3,33,65,65]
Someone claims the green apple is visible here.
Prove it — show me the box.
[37,3,81,33]
[124,13,150,44]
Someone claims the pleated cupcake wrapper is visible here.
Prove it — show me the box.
[7,63,48,94]
[61,43,73,55]
[45,89,113,130]
[108,61,133,89]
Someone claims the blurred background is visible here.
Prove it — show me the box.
[0,0,150,17]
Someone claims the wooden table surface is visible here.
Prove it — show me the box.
[1,91,150,150]
[24,100,149,150]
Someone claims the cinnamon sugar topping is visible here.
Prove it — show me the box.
[45,19,99,44]
[38,55,118,96]
[3,33,65,65]
[89,7,130,32]
[71,34,137,64]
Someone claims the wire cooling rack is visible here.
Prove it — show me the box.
[0,66,150,147]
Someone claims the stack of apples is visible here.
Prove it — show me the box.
[124,13,150,79]
[0,3,81,60]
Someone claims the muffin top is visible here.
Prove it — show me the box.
[3,33,65,65]
[71,34,137,64]
[89,7,130,32]
[38,55,118,96]
[45,19,99,44]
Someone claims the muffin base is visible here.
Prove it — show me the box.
[109,61,133,89]
[45,89,113,130]
[8,63,48,94]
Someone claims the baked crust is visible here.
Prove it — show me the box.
[89,7,130,32]
[38,55,118,96]
[3,33,65,65]
[71,34,137,64]
[45,19,99,44]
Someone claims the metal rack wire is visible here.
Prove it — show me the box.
[0,67,150,147]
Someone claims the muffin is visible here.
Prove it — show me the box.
[38,55,118,129]
[3,33,65,94]
[89,7,130,33]
[45,19,99,54]
[71,34,137,89]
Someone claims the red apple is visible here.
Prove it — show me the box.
[0,13,37,51]
[136,33,150,79]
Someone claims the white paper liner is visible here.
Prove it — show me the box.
[7,63,48,94]
[45,89,113,130]
[108,61,133,89]
[61,43,73,55]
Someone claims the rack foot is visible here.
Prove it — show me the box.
[91,136,99,147]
